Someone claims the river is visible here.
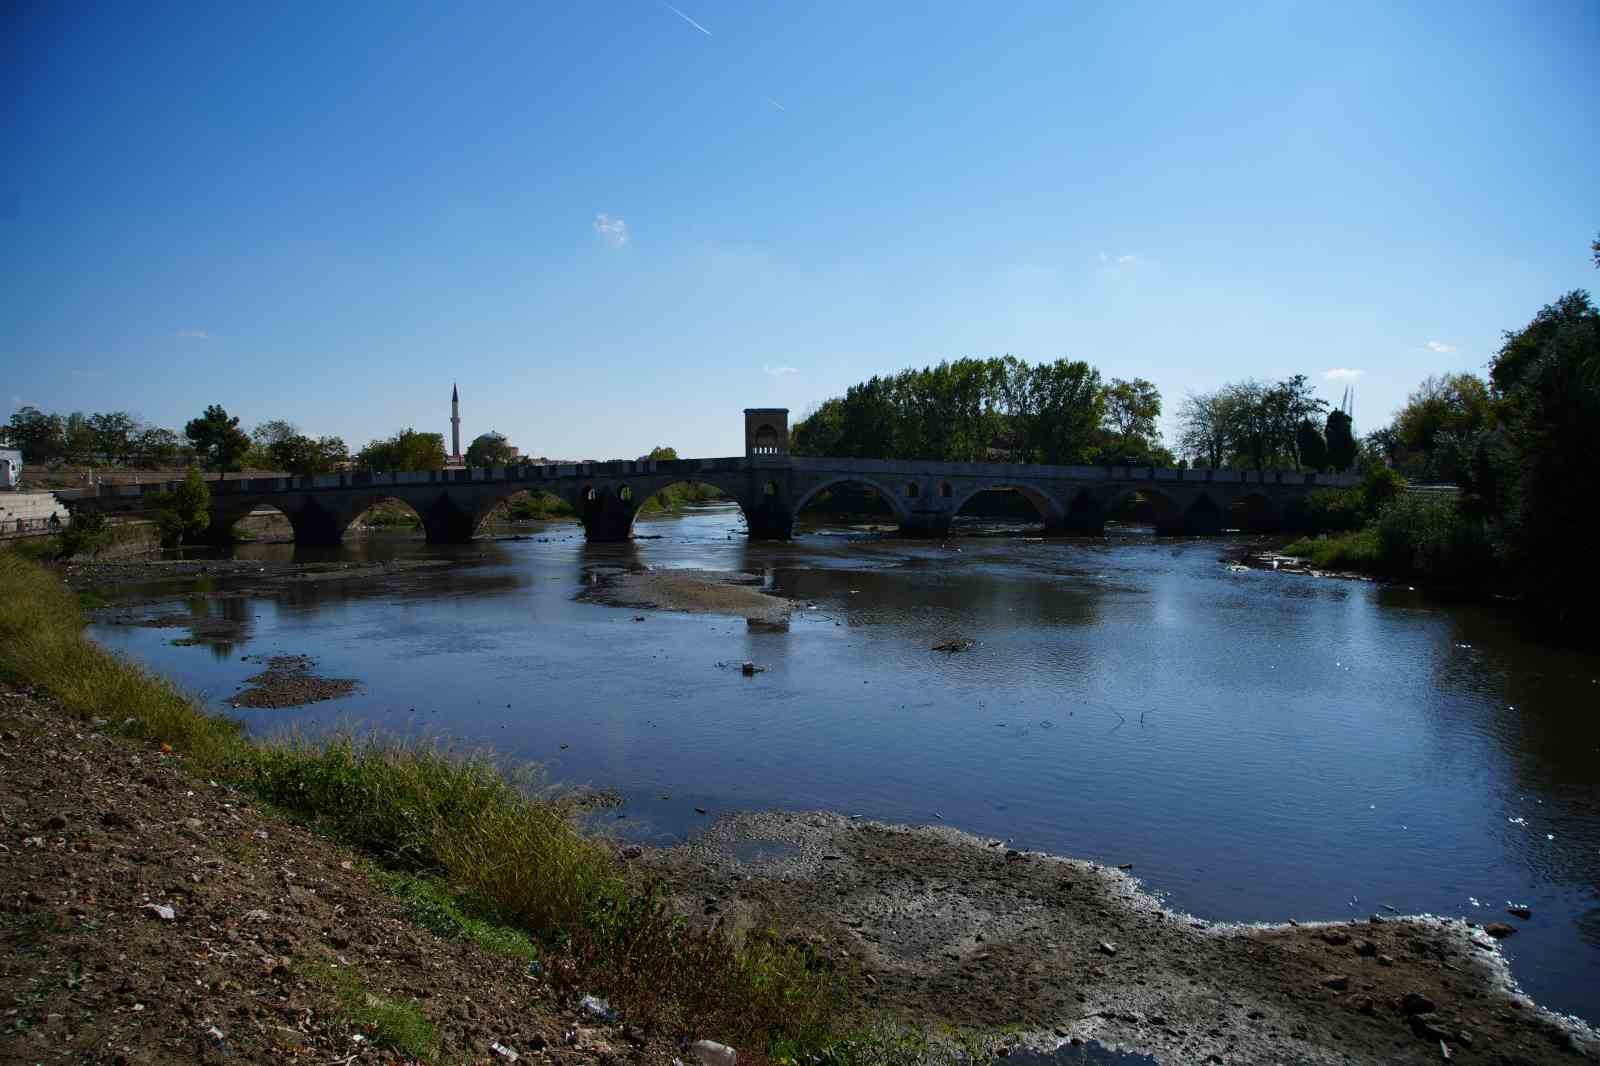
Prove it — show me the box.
[85,502,1600,1023]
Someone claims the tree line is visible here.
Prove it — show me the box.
[1285,232,1599,635]
[791,357,1174,466]
[790,356,1359,473]
[2,404,530,478]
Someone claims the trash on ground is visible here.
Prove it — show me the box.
[579,993,616,1021]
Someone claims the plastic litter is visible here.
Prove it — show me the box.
[144,903,176,921]
[490,1042,520,1061]
[579,994,616,1022]
[688,1039,738,1066]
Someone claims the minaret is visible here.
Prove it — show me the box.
[450,383,462,461]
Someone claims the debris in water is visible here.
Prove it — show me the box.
[931,638,975,653]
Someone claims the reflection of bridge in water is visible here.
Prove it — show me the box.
[71,408,1359,545]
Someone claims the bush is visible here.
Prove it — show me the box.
[56,510,110,559]
[1373,494,1495,584]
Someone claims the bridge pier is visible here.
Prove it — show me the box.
[898,512,953,539]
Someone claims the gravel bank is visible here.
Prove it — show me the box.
[639,810,1598,1064]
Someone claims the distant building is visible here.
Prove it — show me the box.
[446,383,465,467]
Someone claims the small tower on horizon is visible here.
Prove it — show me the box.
[450,383,463,463]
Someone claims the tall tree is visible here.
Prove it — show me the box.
[1325,409,1357,472]
[184,405,251,474]
[356,429,446,471]
[269,434,348,476]
[1176,390,1233,469]
[63,412,96,463]
[3,407,65,462]
[87,411,138,465]
[1295,419,1328,472]
[154,467,211,546]
[1100,377,1163,459]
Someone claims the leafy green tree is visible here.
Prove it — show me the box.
[1176,390,1234,469]
[645,445,679,460]
[1270,375,1329,468]
[185,405,252,474]
[465,432,518,467]
[270,434,348,476]
[1387,373,1492,482]
[154,467,211,546]
[1098,377,1164,461]
[131,427,185,468]
[1325,409,1357,472]
[86,412,138,465]
[63,412,96,463]
[356,429,446,471]
[1296,418,1328,472]
[1490,288,1599,627]
[3,406,65,461]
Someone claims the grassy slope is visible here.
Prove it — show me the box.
[0,550,851,1061]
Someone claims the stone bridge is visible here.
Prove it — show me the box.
[68,408,1359,544]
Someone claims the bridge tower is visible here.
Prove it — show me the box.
[744,408,788,462]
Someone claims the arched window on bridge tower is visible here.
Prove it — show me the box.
[744,408,789,459]
[904,481,919,499]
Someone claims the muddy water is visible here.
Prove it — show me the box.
[84,502,1600,1021]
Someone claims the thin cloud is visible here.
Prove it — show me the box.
[1426,340,1455,353]
[763,96,786,113]
[664,4,712,36]
[1098,252,1137,266]
[764,365,798,377]
[176,328,210,339]
[1323,368,1364,382]
[592,214,629,249]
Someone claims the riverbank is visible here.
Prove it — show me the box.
[6,549,1598,1064]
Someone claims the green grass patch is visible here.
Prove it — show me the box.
[501,491,574,521]
[1282,527,1381,570]
[296,957,439,1061]
[380,873,539,961]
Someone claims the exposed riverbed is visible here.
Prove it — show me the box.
[76,502,1600,1035]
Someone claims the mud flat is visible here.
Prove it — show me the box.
[639,810,1598,1065]
[227,654,358,709]
[582,567,791,624]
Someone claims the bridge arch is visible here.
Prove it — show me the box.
[627,478,740,536]
[1101,486,1184,535]
[950,483,1065,529]
[1226,491,1280,533]
[1183,492,1224,536]
[792,476,911,529]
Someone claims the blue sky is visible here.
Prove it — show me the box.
[4,0,1596,460]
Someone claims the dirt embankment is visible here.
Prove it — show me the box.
[639,811,1598,1065]
[0,683,677,1065]
[582,567,791,624]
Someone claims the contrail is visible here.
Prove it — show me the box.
[664,4,712,36]
[763,96,786,112]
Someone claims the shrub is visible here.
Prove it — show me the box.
[1373,494,1495,584]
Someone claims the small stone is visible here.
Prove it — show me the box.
[1378,954,1395,967]
[1321,974,1351,991]
[620,845,643,859]
[1320,930,1351,947]
[1098,941,1118,957]
[46,815,67,831]
[1506,905,1531,920]
[101,810,132,830]
[1401,991,1438,1016]
[688,1039,738,1066]
[1482,922,1516,939]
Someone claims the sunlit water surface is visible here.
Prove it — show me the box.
[87,503,1600,1020]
